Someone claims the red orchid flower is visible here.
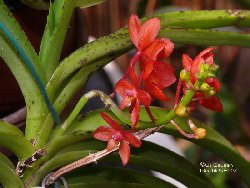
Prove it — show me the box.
[125,14,174,80]
[93,112,141,165]
[115,74,151,128]
[176,48,223,112]
[182,48,214,83]
[129,14,160,51]
[144,61,176,101]
[140,38,174,79]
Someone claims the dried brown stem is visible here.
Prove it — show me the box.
[45,125,165,186]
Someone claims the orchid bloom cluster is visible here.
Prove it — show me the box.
[93,14,223,165]
[175,48,223,114]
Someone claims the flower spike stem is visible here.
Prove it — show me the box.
[174,79,182,107]
[170,120,196,139]
[53,90,131,138]
[45,125,164,186]
[156,81,201,125]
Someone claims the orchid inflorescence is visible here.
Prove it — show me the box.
[93,14,223,165]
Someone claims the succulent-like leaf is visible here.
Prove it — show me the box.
[0,121,35,160]
[0,161,23,188]
[0,153,15,170]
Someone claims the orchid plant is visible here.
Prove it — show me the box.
[0,0,250,188]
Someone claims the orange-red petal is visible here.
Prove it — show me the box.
[119,140,130,166]
[128,14,141,48]
[182,54,193,71]
[115,79,136,98]
[131,99,140,128]
[124,132,141,148]
[137,89,151,106]
[100,112,123,132]
[143,38,174,61]
[199,96,223,112]
[93,126,115,141]
[145,82,169,101]
[120,97,133,110]
[107,139,119,151]
[138,18,160,51]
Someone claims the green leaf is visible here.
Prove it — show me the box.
[18,0,49,10]
[0,121,35,160]
[24,151,89,187]
[156,10,250,29]
[140,107,250,187]
[58,139,214,188]
[159,28,250,47]
[75,0,106,7]
[0,1,50,140]
[0,152,15,170]
[39,0,75,80]
[0,1,45,81]
[47,10,250,102]
[64,107,250,186]
[67,182,161,188]
[64,166,177,188]
[0,161,24,188]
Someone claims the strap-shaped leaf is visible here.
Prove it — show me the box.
[140,107,250,187]
[19,0,106,10]
[0,152,15,170]
[0,121,35,160]
[0,1,54,140]
[156,10,250,29]
[34,58,114,148]
[47,17,250,103]
[0,1,44,81]
[64,107,250,186]
[67,182,156,188]
[39,0,76,79]
[64,141,213,188]
[19,0,49,10]
[64,166,177,188]
[24,146,207,188]
[0,161,23,188]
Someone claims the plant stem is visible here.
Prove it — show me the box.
[53,90,131,138]
[156,81,201,126]
[45,126,163,186]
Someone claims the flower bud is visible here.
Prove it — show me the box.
[203,63,210,71]
[200,83,210,91]
[207,73,215,78]
[175,105,188,117]
[194,128,207,139]
[207,88,216,96]
[180,70,190,81]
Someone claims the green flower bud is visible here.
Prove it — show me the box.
[207,73,215,78]
[180,70,190,81]
[200,83,210,91]
[212,64,219,71]
[207,88,216,96]
[203,63,210,71]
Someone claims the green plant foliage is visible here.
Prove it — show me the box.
[0,121,35,160]
[1,1,250,187]
[64,166,177,188]
[0,153,15,170]
[64,107,250,187]
[0,161,24,188]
